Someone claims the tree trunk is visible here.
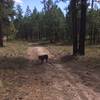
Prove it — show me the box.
[93,29,95,44]
[54,33,58,42]
[89,25,93,44]
[0,22,3,47]
[79,0,87,55]
[89,0,94,45]
[91,0,94,9]
[71,0,78,55]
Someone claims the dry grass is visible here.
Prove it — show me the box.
[0,41,29,57]
[0,41,100,100]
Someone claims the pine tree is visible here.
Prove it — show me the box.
[79,0,87,55]
[0,0,14,47]
[14,4,23,30]
[16,5,23,20]
[70,0,78,55]
[25,6,32,17]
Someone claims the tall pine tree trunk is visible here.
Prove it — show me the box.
[0,22,3,47]
[79,0,87,55]
[71,0,78,55]
[89,24,93,44]
[91,0,94,9]
[0,0,4,47]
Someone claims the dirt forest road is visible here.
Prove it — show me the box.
[24,46,100,100]
[0,45,100,100]
[23,64,100,100]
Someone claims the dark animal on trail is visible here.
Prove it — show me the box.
[38,54,48,64]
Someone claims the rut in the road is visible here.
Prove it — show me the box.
[45,63,100,100]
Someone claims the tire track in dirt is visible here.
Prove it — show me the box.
[47,63,100,100]
[23,46,100,100]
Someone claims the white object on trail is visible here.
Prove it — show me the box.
[26,47,53,61]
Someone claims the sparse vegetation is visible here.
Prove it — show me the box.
[0,0,100,99]
[0,41,100,99]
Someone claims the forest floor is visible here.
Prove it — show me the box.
[0,41,100,100]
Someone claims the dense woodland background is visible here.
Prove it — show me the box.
[0,1,100,99]
[0,0,100,55]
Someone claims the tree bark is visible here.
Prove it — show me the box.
[0,22,3,47]
[71,0,78,55]
[79,0,87,55]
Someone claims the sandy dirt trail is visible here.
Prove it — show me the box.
[0,46,100,100]
[23,46,100,100]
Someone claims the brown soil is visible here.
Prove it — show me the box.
[0,45,100,100]
[24,46,100,100]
